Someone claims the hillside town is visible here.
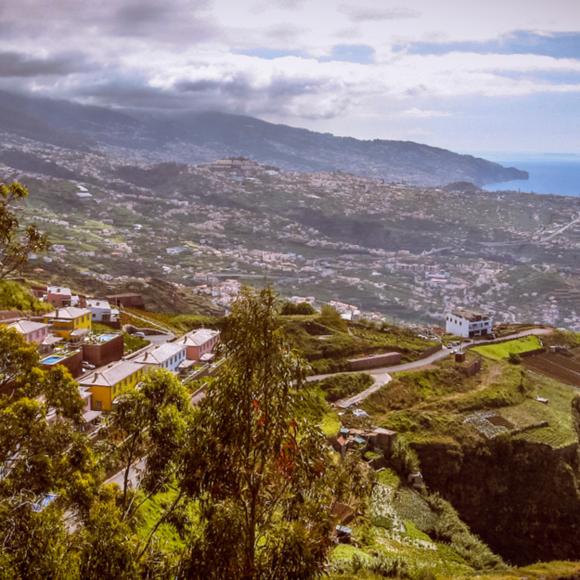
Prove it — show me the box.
[0,132,577,331]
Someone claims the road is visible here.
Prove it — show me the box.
[104,328,554,486]
[540,214,580,242]
[308,327,554,408]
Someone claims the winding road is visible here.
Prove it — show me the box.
[308,327,553,408]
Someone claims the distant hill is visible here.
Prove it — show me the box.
[0,90,527,186]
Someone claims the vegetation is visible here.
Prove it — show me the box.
[0,180,49,280]
[178,287,337,578]
[280,300,316,315]
[0,280,51,312]
[310,372,373,403]
[471,335,542,361]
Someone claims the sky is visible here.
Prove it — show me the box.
[0,0,580,155]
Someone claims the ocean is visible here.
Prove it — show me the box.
[482,158,580,197]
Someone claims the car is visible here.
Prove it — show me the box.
[82,362,96,370]
[134,332,146,338]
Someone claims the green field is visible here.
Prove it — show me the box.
[471,336,542,361]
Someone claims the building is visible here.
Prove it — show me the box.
[46,286,73,308]
[82,333,124,367]
[79,361,146,411]
[445,308,493,338]
[178,328,220,362]
[107,293,145,309]
[40,350,83,378]
[87,299,119,323]
[8,320,49,345]
[134,343,187,372]
[43,307,92,340]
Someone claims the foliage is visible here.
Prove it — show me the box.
[311,372,373,403]
[390,437,420,478]
[319,304,348,332]
[123,332,150,354]
[280,300,316,315]
[0,180,49,280]
[105,369,192,509]
[424,492,503,570]
[0,280,51,312]
[178,287,336,579]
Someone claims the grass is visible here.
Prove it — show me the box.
[471,336,542,361]
[310,373,374,403]
[501,371,578,448]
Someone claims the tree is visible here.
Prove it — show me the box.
[0,180,49,280]
[0,326,97,577]
[178,287,335,579]
[319,304,348,332]
[280,301,316,316]
[106,368,192,511]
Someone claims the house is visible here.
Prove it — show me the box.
[46,286,73,308]
[43,307,92,340]
[87,299,119,323]
[134,343,187,372]
[179,328,220,361]
[107,293,145,309]
[82,333,124,367]
[79,361,146,411]
[445,308,493,338]
[40,350,83,378]
[8,320,49,345]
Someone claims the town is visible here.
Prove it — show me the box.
[0,133,577,332]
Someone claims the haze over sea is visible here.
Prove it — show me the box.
[481,155,580,197]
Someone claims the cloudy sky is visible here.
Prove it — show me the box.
[1,0,580,154]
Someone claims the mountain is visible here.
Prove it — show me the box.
[0,90,527,186]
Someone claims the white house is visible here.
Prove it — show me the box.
[87,299,119,323]
[445,308,493,338]
[134,343,187,373]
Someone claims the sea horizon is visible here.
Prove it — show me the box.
[480,154,580,197]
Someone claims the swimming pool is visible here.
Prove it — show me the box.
[98,333,120,342]
[42,355,64,365]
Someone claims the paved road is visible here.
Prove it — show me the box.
[309,327,554,408]
[335,373,392,409]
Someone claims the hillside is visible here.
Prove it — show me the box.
[0,90,526,186]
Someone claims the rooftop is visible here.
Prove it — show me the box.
[8,320,48,334]
[47,286,72,296]
[451,307,491,322]
[87,299,112,309]
[180,328,220,347]
[79,360,144,387]
[135,342,186,365]
[45,307,91,320]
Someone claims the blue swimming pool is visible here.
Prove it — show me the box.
[42,355,64,365]
[98,333,119,342]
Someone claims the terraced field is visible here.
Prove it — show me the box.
[523,348,580,387]
[471,336,543,361]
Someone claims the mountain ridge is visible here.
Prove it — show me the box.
[0,90,527,187]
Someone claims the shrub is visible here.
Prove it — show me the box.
[390,437,420,478]
[280,301,315,315]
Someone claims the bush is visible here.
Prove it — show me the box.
[0,281,51,312]
[508,352,521,364]
[390,437,420,478]
[312,373,373,403]
[280,301,315,315]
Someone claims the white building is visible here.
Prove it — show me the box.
[87,299,119,323]
[134,343,187,373]
[445,308,493,338]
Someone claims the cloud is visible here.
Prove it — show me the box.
[339,4,420,22]
[399,108,451,118]
[0,50,93,77]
